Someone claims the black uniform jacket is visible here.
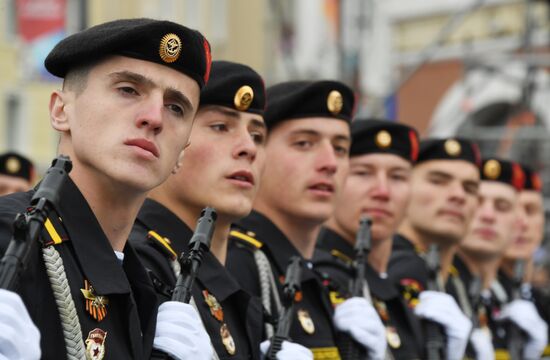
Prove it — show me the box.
[130,198,263,360]
[226,210,341,360]
[387,234,429,308]
[0,178,158,360]
[532,286,550,357]
[314,227,424,359]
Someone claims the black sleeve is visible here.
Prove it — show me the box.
[387,250,430,309]
[129,222,177,302]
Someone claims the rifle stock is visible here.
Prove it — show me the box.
[0,155,72,290]
[172,207,217,303]
[266,256,302,360]
[507,259,526,360]
[424,244,445,360]
[337,216,372,360]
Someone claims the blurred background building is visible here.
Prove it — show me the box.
[1,0,550,254]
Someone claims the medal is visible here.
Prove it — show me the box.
[373,300,389,322]
[85,328,107,360]
[203,290,224,321]
[220,323,236,355]
[297,309,315,335]
[81,280,108,322]
[203,290,237,355]
[386,326,401,349]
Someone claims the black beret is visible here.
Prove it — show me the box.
[0,152,34,182]
[417,138,481,167]
[518,164,543,192]
[350,119,419,162]
[200,61,265,114]
[481,158,524,191]
[264,80,355,129]
[45,18,212,88]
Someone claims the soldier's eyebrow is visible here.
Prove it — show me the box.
[109,70,194,113]
[249,119,266,132]
[426,170,453,180]
[204,106,267,131]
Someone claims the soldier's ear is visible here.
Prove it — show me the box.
[171,143,189,174]
[49,90,70,132]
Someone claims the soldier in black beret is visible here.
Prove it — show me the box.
[387,137,481,359]
[226,80,382,359]
[0,151,34,196]
[314,119,426,358]
[498,164,550,357]
[129,60,310,359]
[0,18,213,360]
[456,158,548,359]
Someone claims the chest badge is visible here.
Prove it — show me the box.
[81,280,109,322]
[297,308,315,334]
[85,328,107,360]
[220,323,236,355]
[203,290,236,355]
[385,326,401,349]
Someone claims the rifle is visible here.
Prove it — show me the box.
[424,244,446,360]
[337,216,372,360]
[468,276,483,329]
[171,207,217,303]
[506,259,526,360]
[0,155,72,290]
[266,256,302,360]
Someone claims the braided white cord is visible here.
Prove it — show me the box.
[254,249,281,338]
[42,246,86,360]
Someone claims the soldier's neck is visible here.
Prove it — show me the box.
[368,238,392,274]
[458,249,500,289]
[398,220,456,282]
[149,190,231,265]
[324,221,392,274]
[254,203,320,259]
[69,171,146,252]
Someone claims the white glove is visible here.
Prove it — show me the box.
[470,328,494,360]
[0,289,41,360]
[333,297,387,360]
[498,299,548,360]
[414,291,472,360]
[260,339,313,360]
[153,301,213,360]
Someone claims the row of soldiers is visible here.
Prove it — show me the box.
[0,17,548,360]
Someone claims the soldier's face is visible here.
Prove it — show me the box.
[406,160,480,243]
[504,190,544,260]
[461,181,518,258]
[0,175,31,196]
[256,118,350,223]
[49,56,200,193]
[162,105,267,221]
[331,153,412,243]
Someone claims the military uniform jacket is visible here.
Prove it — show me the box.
[387,234,429,308]
[315,227,424,359]
[532,287,550,357]
[0,178,158,360]
[226,210,341,360]
[130,198,263,360]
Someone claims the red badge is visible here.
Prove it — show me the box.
[85,328,107,360]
